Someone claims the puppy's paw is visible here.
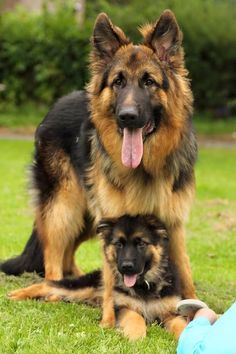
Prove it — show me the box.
[118,308,146,341]
[123,324,146,341]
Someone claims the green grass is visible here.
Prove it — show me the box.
[0,140,236,353]
[193,114,236,135]
[0,104,47,129]
[0,104,236,136]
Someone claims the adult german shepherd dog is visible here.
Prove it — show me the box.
[9,215,187,341]
[1,10,197,322]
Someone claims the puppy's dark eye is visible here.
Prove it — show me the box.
[115,241,123,248]
[144,78,155,87]
[137,240,147,248]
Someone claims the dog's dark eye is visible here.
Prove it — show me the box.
[115,241,123,248]
[144,78,155,87]
[113,77,123,87]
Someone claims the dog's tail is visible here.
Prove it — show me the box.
[0,228,44,276]
[9,270,103,305]
[50,270,103,304]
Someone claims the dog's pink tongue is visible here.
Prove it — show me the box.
[122,128,143,168]
[123,274,138,288]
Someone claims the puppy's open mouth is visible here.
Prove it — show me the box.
[120,120,155,169]
[123,274,138,288]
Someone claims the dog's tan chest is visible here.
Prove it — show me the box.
[114,292,181,324]
[87,169,193,225]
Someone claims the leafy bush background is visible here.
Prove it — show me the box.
[0,0,235,113]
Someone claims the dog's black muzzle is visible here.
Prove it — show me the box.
[117,107,146,130]
[120,260,135,275]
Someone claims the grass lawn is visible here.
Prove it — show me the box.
[0,140,236,354]
[0,104,236,136]
[0,104,47,131]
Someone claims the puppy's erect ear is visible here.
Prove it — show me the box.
[144,215,168,239]
[141,10,183,62]
[92,13,130,60]
[96,218,118,236]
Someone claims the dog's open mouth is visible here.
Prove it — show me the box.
[121,120,155,169]
[123,274,138,288]
[143,120,155,136]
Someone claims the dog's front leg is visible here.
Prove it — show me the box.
[164,314,187,339]
[117,308,146,340]
[168,222,196,299]
[100,258,116,328]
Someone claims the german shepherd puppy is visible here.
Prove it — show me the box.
[1,10,198,320]
[9,215,187,341]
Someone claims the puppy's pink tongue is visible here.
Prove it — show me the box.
[121,128,143,168]
[123,274,138,288]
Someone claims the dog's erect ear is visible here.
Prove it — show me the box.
[141,10,182,62]
[97,218,118,236]
[92,13,129,60]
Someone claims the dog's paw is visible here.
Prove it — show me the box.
[117,309,147,341]
[122,324,146,341]
[100,314,116,328]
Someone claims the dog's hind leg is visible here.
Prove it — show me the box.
[63,213,95,277]
[35,150,89,281]
[37,190,87,281]
[117,308,146,341]
[63,240,84,277]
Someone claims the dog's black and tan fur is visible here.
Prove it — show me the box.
[9,215,187,341]
[1,10,197,325]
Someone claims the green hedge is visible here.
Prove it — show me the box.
[0,4,90,105]
[0,0,236,113]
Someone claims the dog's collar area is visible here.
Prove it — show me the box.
[114,279,158,297]
[135,278,156,292]
[144,279,150,291]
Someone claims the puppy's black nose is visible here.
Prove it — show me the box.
[121,261,134,274]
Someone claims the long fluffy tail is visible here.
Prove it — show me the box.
[0,229,44,276]
[9,270,103,305]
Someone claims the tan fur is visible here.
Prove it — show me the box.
[114,293,180,324]
[9,282,102,304]
[17,12,196,307]
[9,213,188,341]
[100,257,116,328]
[168,223,196,298]
[164,315,187,339]
[117,308,147,340]
[35,151,88,280]
[9,284,185,340]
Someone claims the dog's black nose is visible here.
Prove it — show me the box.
[118,108,139,128]
[121,261,135,274]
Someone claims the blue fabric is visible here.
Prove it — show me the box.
[177,301,236,354]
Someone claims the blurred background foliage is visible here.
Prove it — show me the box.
[0,0,235,117]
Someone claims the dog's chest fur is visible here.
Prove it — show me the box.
[114,292,181,324]
[85,146,193,226]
